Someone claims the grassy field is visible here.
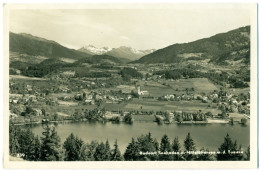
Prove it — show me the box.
[226,87,250,95]
[103,103,128,111]
[229,112,248,122]
[166,78,218,93]
[43,104,97,116]
[9,75,47,81]
[138,78,219,97]
[123,99,220,114]
[57,100,78,106]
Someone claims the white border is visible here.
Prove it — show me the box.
[1,1,259,170]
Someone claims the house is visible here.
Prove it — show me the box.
[84,99,94,105]
[202,96,208,103]
[85,95,93,100]
[105,111,121,119]
[32,108,42,117]
[26,85,32,91]
[137,86,149,95]
[211,93,218,98]
[164,94,175,100]
[95,95,103,100]
[12,99,18,104]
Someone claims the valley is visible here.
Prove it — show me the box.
[8,25,251,162]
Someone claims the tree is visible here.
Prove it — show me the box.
[172,137,182,160]
[241,118,247,125]
[159,134,173,160]
[124,138,140,161]
[9,124,21,155]
[9,125,41,160]
[217,134,243,161]
[245,146,250,160]
[54,113,59,121]
[25,106,33,115]
[104,139,111,160]
[111,140,123,161]
[24,135,41,161]
[41,108,46,116]
[17,128,37,160]
[155,116,163,125]
[131,90,139,98]
[32,136,41,161]
[136,132,159,161]
[63,133,84,161]
[184,132,196,160]
[40,124,62,161]
[195,147,213,161]
[123,113,133,124]
[83,92,86,99]
[94,142,107,161]
[82,141,99,161]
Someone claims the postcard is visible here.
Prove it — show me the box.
[3,3,258,169]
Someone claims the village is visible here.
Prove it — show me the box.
[9,62,250,126]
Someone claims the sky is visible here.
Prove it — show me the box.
[9,4,251,50]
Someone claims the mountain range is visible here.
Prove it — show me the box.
[9,25,250,66]
[133,26,250,65]
[10,32,91,60]
[78,45,156,61]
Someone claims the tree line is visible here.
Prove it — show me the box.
[153,68,249,89]
[9,124,249,161]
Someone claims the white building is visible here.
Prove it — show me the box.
[137,86,149,95]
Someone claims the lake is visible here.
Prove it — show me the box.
[25,122,250,153]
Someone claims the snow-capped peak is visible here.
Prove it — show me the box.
[80,45,112,55]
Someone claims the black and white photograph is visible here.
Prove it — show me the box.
[2,2,258,169]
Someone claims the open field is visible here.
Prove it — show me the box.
[60,58,77,63]
[50,93,75,98]
[103,103,128,111]
[229,112,248,122]
[123,99,221,114]
[138,78,219,97]
[166,78,219,93]
[226,87,250,95]
[57,100,78,106]
[9,75,47,81]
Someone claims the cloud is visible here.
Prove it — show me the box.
[9,6,251,50]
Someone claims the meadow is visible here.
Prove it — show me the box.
[138,78,219,97]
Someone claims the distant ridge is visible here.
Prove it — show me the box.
[133,26,250,65]
[10,32,91,59]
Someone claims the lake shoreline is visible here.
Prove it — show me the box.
[12,118,237,126]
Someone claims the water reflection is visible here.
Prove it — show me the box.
[23,121,250,152]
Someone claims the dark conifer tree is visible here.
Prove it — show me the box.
[159,134,173,160]
[40,124,62,161]
[111,140,123,161]
[136,132,159,161]
[104,139,111,160]
[184,132,196,160]
[195,147,213,161]
[245,146,250,160]
[94,142,107,161]
[63,133,84,161]
[84,141,99,161]
[124,138,140,161]
[19,128,36,160]
[172,137,182,160]
[217,134,243,161]
[9,124,21,155]
[32,136,41,161]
